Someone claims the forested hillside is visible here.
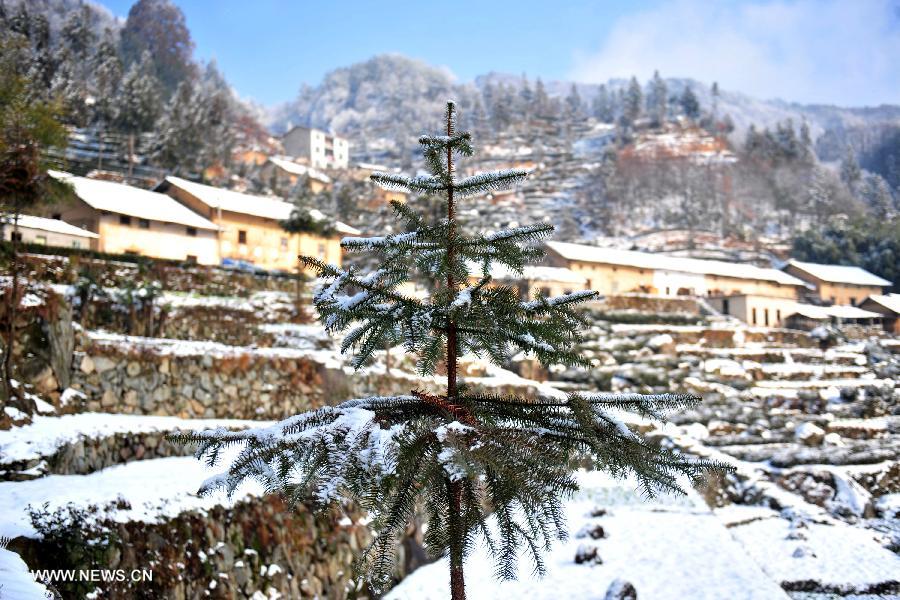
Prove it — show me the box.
[1,0,268,180]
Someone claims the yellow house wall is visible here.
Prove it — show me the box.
[784,265,883,306]
[96,215,218,264]
[816,282,882,306]
[58,201,217,263]
[706,275,798,299]
[546,249,800,299]
[547,258,653,295]
[297,234,342,272]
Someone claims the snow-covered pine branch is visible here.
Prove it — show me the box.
[370,172,446,193]
[453,169,529,197]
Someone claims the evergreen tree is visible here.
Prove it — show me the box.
[861,173,894,219]
[120,0,196,95]
[154,79,197,173]
[115,51,161,175]
[592,84,613,122]
[174,102,726,599]
[518,74,533,119]
[623,76,642,125]
[564,83,584,121]
[647,70,667,127]
[680,85,700,120]
[91,30,123,128]
[532,77,549,119]
[840,145,862,189]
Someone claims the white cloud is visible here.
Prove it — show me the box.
[569,0,900,106]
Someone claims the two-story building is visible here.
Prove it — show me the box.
[544,241,809,327]
[784,259,890,306]
[545,241,805,298]
[281,126,349,170]
[156,176,358,272]
[50,171,220,264]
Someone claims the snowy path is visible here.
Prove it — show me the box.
[387,471,790,600]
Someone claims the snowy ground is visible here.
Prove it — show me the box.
[0,448,263,539]
[388,470,791,600]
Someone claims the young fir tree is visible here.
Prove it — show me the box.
[174,102,725,599]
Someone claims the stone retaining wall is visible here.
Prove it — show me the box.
[70,339,538,421]
[1,431,191,481]
[16,495,425,599]
[21,253,304,297]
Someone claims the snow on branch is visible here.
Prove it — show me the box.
[520,290,598,312]
[483,223,554,243]
[176,396,421,504]
[453,169,529,197]
[371,172,446,193]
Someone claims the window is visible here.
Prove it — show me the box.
[186,227,197,237]
[764,308,769,327]
[138,218,150,229]
[35,235,47,245]
[72,240,82,249]
[752,308,757,325]
[238,230,247,244]
[540,287,552,296]
[722,299,730,315]
[317,242,326,259]
[10,231,22,242]
[119,215,131,225]
[850,297,857,306]
[185,255,197,264]
[52,213,61,220]
[776,309,781,323]
[280,237,288,250]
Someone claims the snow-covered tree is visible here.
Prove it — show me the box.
[564,83,584,121]
[91,30,123,128]
[647,70,667,127]
[680,85,700,121]
[840,146,862,188]
[592,84,613,123]
[174,102,725,599]
[623,76,642,125]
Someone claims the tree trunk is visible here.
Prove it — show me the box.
[448,478,466,600]
[444,107,465,600]
[3,210,24,410]
[128,132,134,179]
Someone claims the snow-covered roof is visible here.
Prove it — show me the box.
[3,214,98,238]
[482,263,587,284]
[49,171,218,231]
[267,157,332,183]
[163,176,294,221]
[862,293,900,315]
[789,304,882,320]
[545,241,805,287]
[162,176,359,236]
[787,259,891,287]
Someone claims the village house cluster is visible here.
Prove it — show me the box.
[2,124,897,334]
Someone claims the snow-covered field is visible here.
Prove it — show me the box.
[388,470,792,600]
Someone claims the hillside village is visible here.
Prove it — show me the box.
[1,1,899,599]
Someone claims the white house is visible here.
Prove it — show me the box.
[281,126,349,169]
[2,214,99,248]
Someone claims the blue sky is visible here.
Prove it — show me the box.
[95,0,900,107]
